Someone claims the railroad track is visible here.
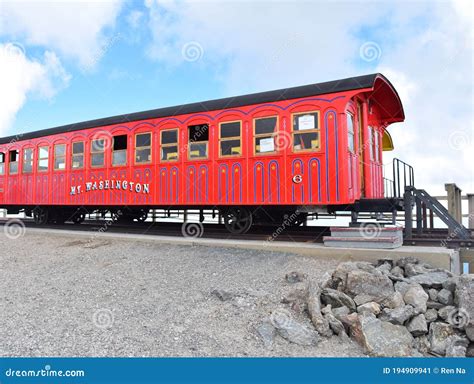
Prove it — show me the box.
[0,219,471,248]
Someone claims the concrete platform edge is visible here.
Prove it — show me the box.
[22,227,458,272]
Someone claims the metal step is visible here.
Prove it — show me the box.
[323,235,402,249]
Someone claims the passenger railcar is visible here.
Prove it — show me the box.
[0,73,404,233]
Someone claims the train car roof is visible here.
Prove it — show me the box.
[0,73,403,145]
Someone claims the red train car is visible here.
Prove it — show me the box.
[0,73,404,233]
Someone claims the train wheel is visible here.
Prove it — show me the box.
[33,208,49,225]
[135,209,149,223]
[289,212,308,227]
[222,207,253,235]
[71,211,86,225]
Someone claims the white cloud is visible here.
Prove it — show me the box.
[0,0,124,69]
[0,43,70,135]
[144,0,473,194]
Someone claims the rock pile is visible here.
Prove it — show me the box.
[256,257,473,357]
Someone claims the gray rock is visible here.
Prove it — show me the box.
[377,258,394,267]
[427,301,445,310]
[428,322,455,355]
[319,271,333,289]
[466,343,474,357]
[379,305,415,325]
[270,309,320,346]
[346,269,394,299]
[332,305,351,320]
[350,315,414,357]
[438,306,456,322]
[357,302,381,316]
[376,262,392,275]
[306,280,332,337]
[322,305,347,337]
[354,293,378,306]
[425,309,438,323]
[339,312,359,333]
[281,282,308,305]
[407,314,428,336]
[408,272,451,288]
[465,324,474,342]
[394,281,416,296]
[390,266,405,278]
[321,288,357,311]
[405,263,439,278]
[332,262,376,290]
[413,335,430,355]
[396,256,419,268]
[211,289,234,301]
[445,335,469,357]
[380,291,405,309]
[454,275,474,326]
[428,289,438,301]
[255,319,276,348]
[285,271,307,284]
[442,277,458,292]
[404,285,428,314]
[437,288,454,305]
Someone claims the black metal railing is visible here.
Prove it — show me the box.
[392,158,415,198]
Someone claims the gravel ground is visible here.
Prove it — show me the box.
[0,231,364,357]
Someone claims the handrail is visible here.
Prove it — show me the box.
[392,158,414,198]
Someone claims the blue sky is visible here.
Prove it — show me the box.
[0,0,472,193]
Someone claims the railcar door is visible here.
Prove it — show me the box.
[357,102,365,197]
[215,118,245,206]
[286,109,327,205]
[184,123,212,205]
[0,151,5,204]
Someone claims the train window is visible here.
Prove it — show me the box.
[161,129,178,161]
[9,150,19,174]
[188,124,209,159]
[0,152,4,175]
[292,112,320,152]
[72,141,84,169]
[54,144,66,171]
[135,133,151,164]
[91,139,105,167]
[38,146,49,172]
[346,112,355,153]
[112,134,127,166]
[219,121,241,157]
[254,116,277,154]
[23,148,33,173]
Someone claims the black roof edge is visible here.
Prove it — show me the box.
[0,73,386,145]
